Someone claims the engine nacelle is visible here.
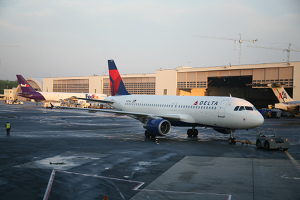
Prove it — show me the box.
[144,119,171,136]
[213,128,235,134]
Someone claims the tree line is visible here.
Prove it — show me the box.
[0,80,18,94]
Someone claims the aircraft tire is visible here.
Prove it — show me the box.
[228,138,236,144]
[187,129,193,137]
[193,129,198,137]
[256,139,262,149]
[264,141,270,150]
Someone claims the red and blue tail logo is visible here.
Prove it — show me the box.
[279,91,287,100]
[108,60,130,96]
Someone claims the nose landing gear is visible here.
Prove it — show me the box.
[228,129,236,144]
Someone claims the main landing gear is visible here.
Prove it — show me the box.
[187,127,198,137]
[228,129,236,144]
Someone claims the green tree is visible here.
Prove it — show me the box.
[0,80,18,94]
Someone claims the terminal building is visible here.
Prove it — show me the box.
[16,61,300,108]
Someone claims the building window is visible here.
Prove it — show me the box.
[177,81,207,89]
[53,79,89,93]
[164,89,167,95]
[103,77,156,96]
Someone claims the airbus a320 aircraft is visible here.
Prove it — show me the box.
[56,60,264,144]
[16,75,107,102]
[268,83,300,115]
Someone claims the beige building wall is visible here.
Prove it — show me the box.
[43,78,53,92]
[39,61,300,100]
[293,62,300,100]
[4,88,18,100]
[88,76,104,94]
[155,69,177,95]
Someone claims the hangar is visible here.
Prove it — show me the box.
[23,61,299,108]
[155,62,300,108]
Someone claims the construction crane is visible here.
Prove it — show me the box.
[194,34,258,64]
[248,43,300,62]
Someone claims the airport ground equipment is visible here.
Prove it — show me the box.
[256,129,289,150]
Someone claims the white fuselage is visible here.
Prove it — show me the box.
[105,95,264,129]
[275,101,300,114]
[40,92,107,102]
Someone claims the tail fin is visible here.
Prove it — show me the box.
[16,75,37,93]
[108,60,130,96]
[267,83,294,103]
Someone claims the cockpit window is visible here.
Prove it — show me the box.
[245,106,254,111]
[235,105,257,111]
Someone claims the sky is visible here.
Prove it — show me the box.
[0,0,300,81]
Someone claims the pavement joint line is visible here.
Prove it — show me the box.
[285,151,300,172]
[134,188,232,199]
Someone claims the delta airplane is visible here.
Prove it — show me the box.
[16,75,107,102]
[268,83,300,115]
[55,60,264,144]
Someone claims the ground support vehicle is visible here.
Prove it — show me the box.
[256,129,289,150]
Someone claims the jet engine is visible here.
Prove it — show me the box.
[144,119,171,136]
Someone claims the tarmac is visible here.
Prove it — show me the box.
[0,101,299,200]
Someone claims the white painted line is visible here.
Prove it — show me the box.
[132,182,145,190]
[43,170,56,200]
[45,170,232,199]
[57,170,144,184]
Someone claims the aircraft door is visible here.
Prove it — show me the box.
[218,101,228,118]
[170,103,178,111]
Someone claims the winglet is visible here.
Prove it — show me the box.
[108,60,130,96]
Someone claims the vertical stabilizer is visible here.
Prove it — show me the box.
[108,60,130,96]
[268,83,294,103]
[16,75,37,93]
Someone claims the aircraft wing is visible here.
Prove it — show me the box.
[54,105,181,123]
[73,96,113,104]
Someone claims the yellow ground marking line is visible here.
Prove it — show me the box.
[0,114,17,120]
[285,151,300,172]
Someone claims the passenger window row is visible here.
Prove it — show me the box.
[125,102,217,110]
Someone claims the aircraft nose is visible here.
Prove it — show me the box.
[253,112,264,126]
